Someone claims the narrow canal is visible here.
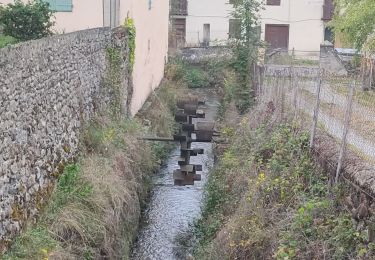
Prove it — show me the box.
[131,91,219,260]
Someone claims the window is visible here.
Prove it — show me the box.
[203,24,210,46]
[229,19,241,39]
[170,0,188,16]
[103,0,120,28]
[45,0,73,12]
[324,27,334,43]
[267,0,281,6]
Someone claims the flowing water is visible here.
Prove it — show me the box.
[131,91,219,260]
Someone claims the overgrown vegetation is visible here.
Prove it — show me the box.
[3,76,181,259]
[105,47,124,117]
[166,58,223,89]
[166,55,255,118]
[332,0,375,52]
[124,17,136,70]
[228,0,263,113]
[0,0,54,42]
[193,103,375,259]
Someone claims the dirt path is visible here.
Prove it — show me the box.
[297,93,375,161]
[299,80,375,122]
[263,66,375,162]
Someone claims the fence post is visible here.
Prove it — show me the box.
[370,60,373,89]
[309,72,322,149]
[335,80,356,184]
[290,51,298,119]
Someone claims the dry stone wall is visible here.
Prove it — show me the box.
[0,27,131,250]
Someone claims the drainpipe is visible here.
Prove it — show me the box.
[288,0,291,51]
[110,0,118,28]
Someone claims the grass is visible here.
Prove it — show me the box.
[330,80,375,109]
[4,119,158,259]
[0,35,18,48]
[295,58,319,66]
[3,77,181,259]
[193,100,375,259]
[267,54,319,67]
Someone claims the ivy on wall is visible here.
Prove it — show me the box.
[124,18,136,70]
[105,47,123,117]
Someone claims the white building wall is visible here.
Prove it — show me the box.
[1,0,169,115]
[260,0,325,54]
[185,0,232,46]
[184,0,326,53]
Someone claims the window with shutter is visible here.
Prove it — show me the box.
[229,19,241,39]
[45,0,73,12]
[267,0,281,6]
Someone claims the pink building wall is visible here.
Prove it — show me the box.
[0,0,169,115]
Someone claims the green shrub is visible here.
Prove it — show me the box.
[3,226,57,260]
[194,117,375,259]
[0,0,54,41]
[0,35,18,48]
[184,67,210,88]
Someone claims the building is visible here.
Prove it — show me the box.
[169,0,234,48]
[0,0,169,115]
[260,0,334,55]
[170,0,334,57]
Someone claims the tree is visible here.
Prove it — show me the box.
[0,0,55,41]
[332,0,375,52]
[230,0,263,113]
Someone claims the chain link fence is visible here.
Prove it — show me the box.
[256,57,375,184]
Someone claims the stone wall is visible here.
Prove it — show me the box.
[264,64,319,78]
[320,43,349,76]
[178,46,232,64]
[0,27,131,249]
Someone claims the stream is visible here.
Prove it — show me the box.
[131,91,219,260]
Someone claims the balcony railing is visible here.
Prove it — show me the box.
[170,0,188,16]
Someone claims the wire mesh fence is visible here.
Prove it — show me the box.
[256,60,375,183]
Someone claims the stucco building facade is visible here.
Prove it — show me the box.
[260,0,334,56]
[170,0,233,48]
[1,0,169,115]
[170,0,333,56]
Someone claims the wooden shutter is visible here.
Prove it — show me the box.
[322,0,334,21]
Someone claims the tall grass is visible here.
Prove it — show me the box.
[194,101,375,259]
[3,79,181,259]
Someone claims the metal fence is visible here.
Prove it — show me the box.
[256,62,375,184]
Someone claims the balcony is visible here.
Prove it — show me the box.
[322,0,334,21]
[170,0,188,16]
